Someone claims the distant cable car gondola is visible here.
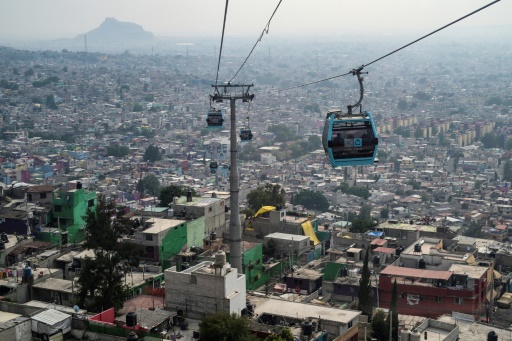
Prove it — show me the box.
[206,108,224,128]
[240,116,253,141]
[210,161,218,174]
[321,66,378,167]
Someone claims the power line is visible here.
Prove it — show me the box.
[229,0,284,83]
[283,0,501,91]
[215,0,230,86]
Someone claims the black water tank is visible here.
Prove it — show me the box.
[247,303,254,314]
[340,268,348,277]
[396,246,403,256]
[414,244,421,253]
[186,190,192,202]
[302,321,313,336]
[488,331,498,341]
[418,259,426,269]
[373,255,380,266]
[181,262,189,270]
[126,312,137,327]
[193,331,200,339]
[126,331,138,341]
[76,181,82,190]
[210,232,217,241]
[1,233,8,243]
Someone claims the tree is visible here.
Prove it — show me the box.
[414,127,423,139]
[397,99,408,110]
[265,328,294,341]
[246,183,286,211]
[106,144,129,157]
[143,144,162,162]
[137,174,161,197]
[380,208,389,219]
[24,68,34,77]
[76,196,143,312]
[385,280,399,341]
[504,160,512,183]
[199,312,259,341]
[292,190,329,212]
[480,132,499,149]
[358,246,373,320]
[159,185,196,207]
[346,186,371,199]
[45,94,58,109]
[132,103,144,112]
[371,309,389,341]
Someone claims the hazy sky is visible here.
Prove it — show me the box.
[0,0,510,39]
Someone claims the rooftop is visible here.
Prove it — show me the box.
[447,264,488,279]
[32,278,74,293]
[143,218,185,234]
[380,266,452,281]
[249,295,361,324]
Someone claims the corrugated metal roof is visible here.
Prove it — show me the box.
[31,309,70,326]
[380,265,452,280]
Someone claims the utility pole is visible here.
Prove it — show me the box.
[211,83,254,273]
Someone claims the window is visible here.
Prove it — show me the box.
[54,205,62,212]
[63,294,69,301]
[40,192,47,199]
[435,296,442,302]
[209,207,212,212]
[145,234,153,241]
[191,275,197,284]
[455,297,464,305]
[348,321,353,328]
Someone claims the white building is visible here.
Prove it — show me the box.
[164,251,246,319]
[260,153,277,165]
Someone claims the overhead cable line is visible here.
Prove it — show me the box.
[215,0,230,86]
[229,0,284,83]
[283,0,501,91]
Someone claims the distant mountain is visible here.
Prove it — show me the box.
[77,17,154,42]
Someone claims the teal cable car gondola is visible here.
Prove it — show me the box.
[321,66,378,167]
[210,161,218,174]
[240,116,253,141]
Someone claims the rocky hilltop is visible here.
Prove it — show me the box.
[77,17,154,42]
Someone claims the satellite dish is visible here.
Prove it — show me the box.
[73,305,80,313]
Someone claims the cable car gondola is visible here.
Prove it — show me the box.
[206,108,224,128]
[209,161,219,174]
[321,67,378,167]
[240,116,253,141]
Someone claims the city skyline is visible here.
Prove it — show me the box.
[1,0,510,40]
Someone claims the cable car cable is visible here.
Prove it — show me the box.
[215,0,230,86]
[282,0,501,91]
[229,0,284,83]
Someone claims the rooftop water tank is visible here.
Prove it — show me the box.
[401,328,411,341]
[23,266,32,279]
[214,251,226,267]
[410,329,421,341]
[302,321,313,336]
[126,312,137,327]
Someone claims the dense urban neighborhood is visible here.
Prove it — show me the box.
[0,10,512,341]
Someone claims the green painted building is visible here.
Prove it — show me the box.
[52,188,97,244]
[186,216,205,247]
[226,241,269,290]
